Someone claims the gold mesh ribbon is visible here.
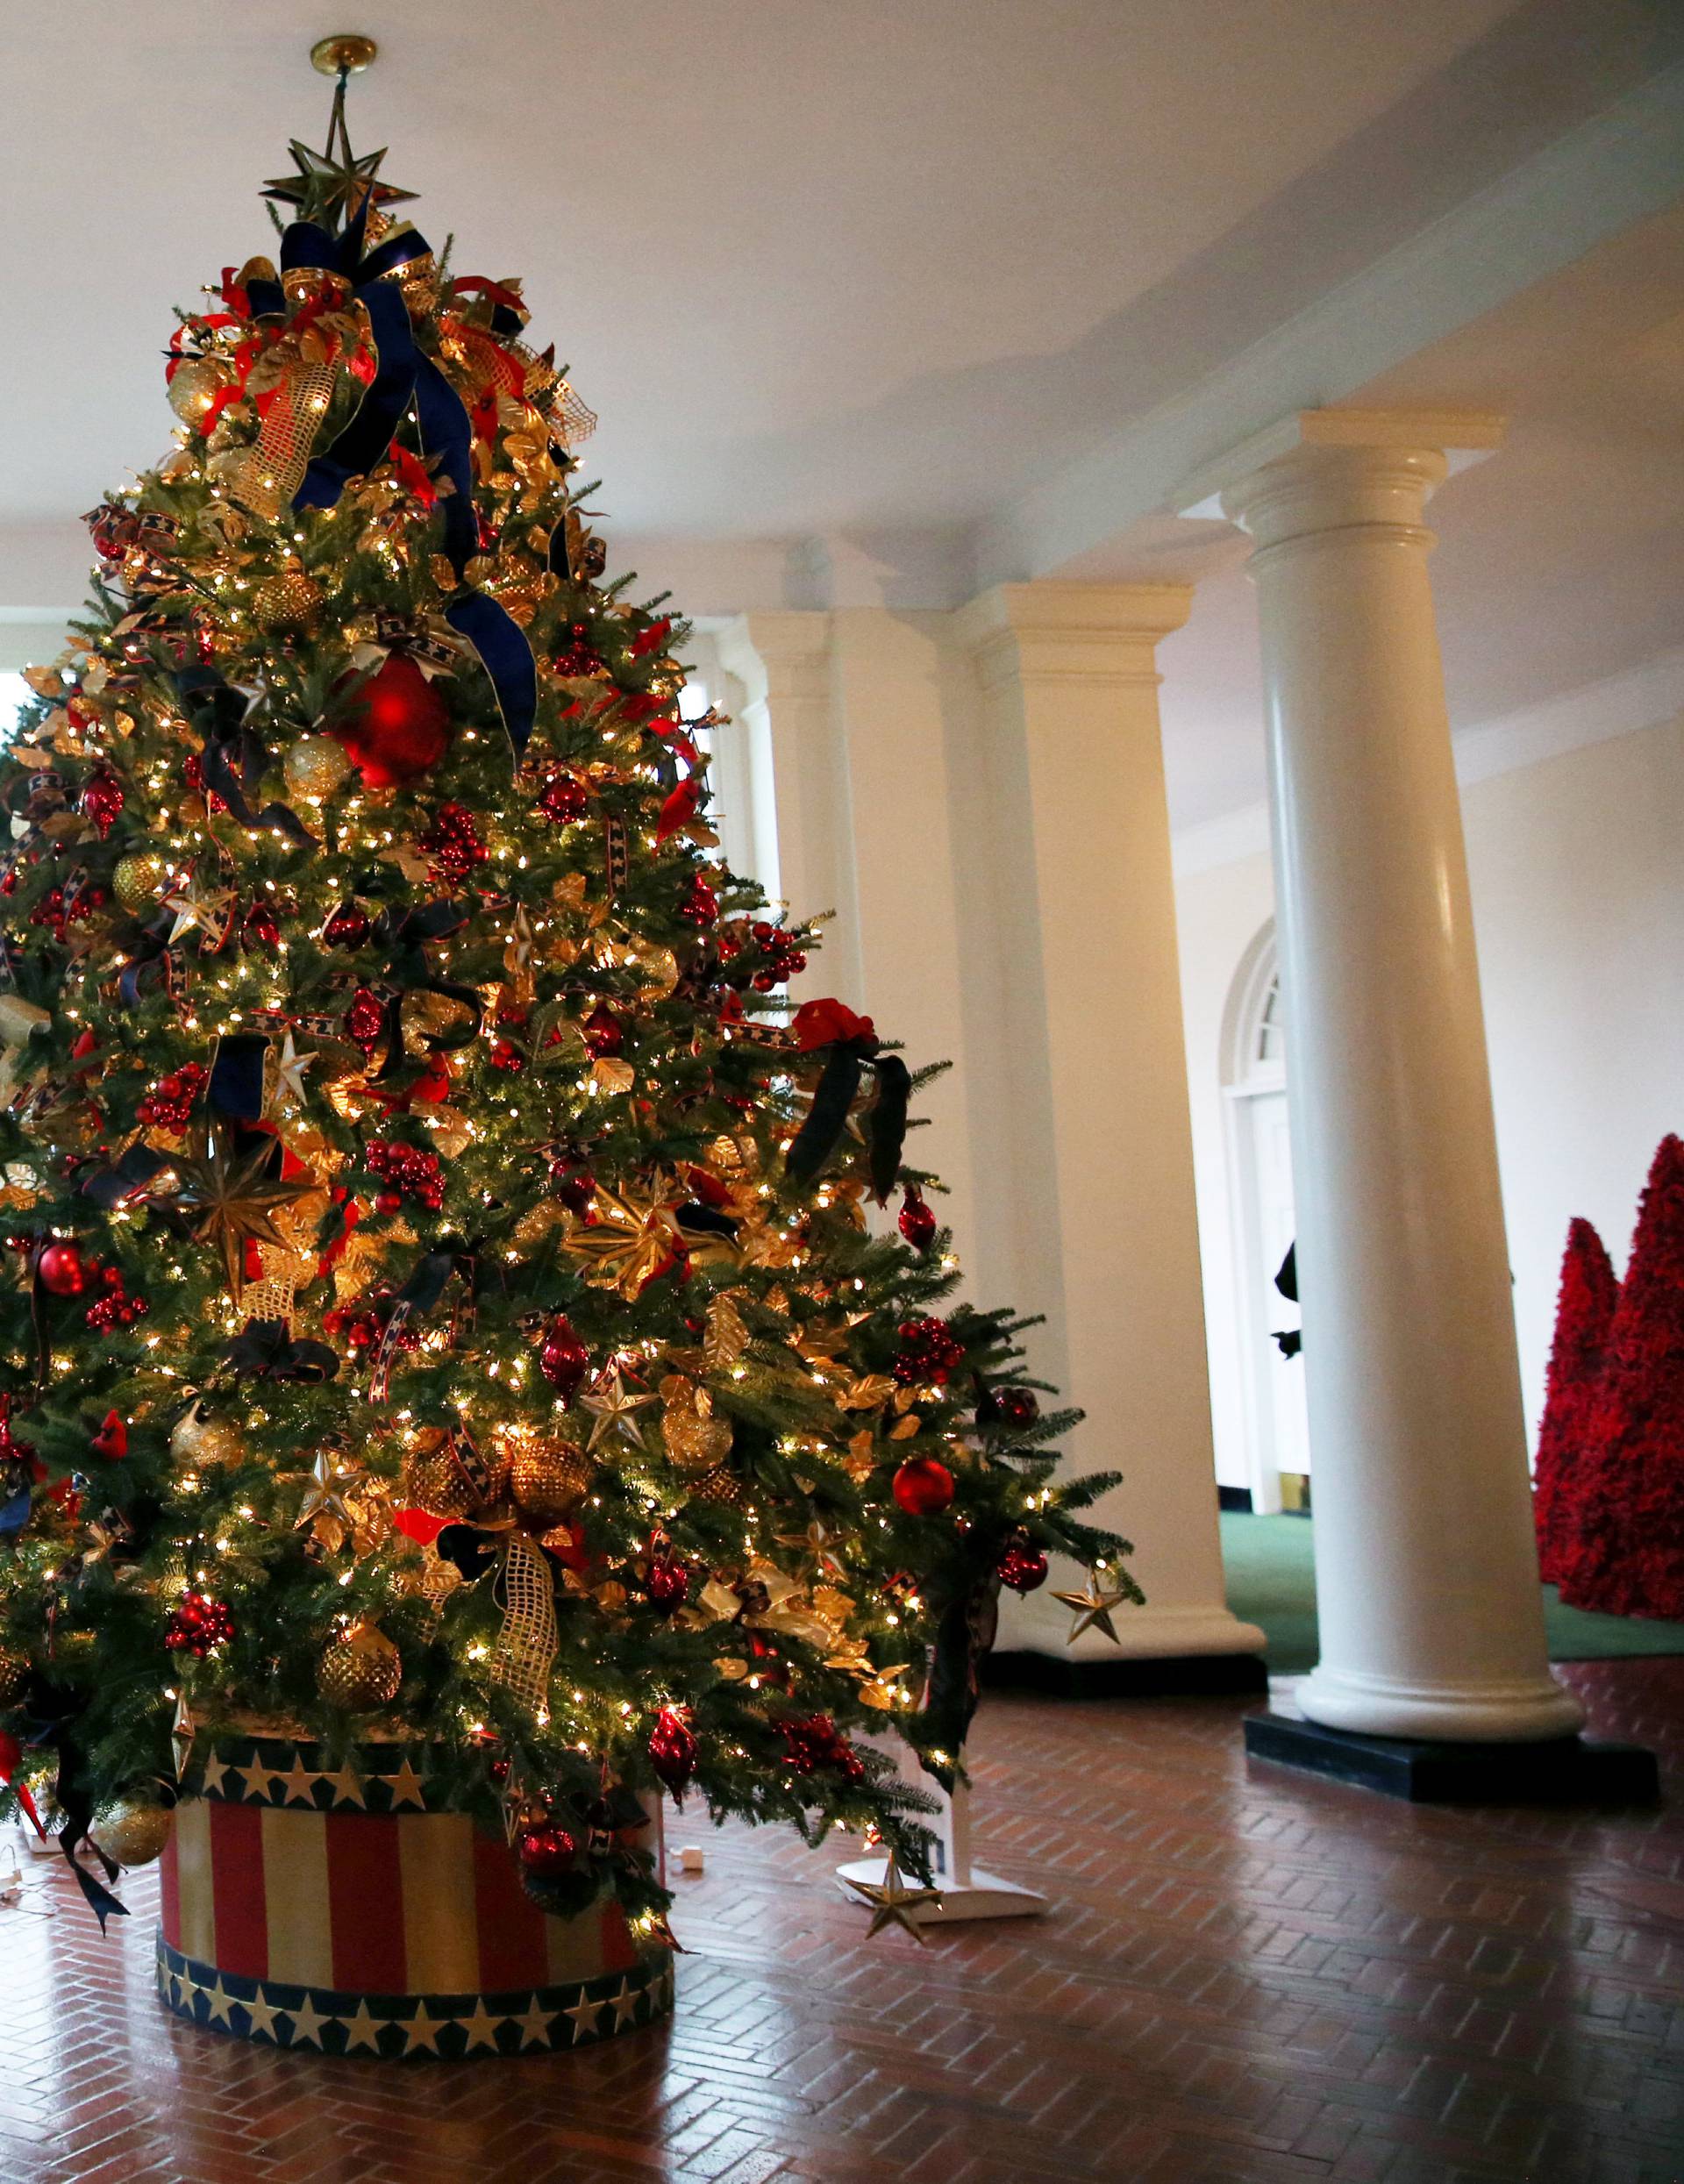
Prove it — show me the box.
[491,1533,559,1717]
[553,380,597,446]
[221,363,339,519]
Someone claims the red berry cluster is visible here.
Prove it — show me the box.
[31,881,107,937]
[892,1316,967,1387]
[323,1289,423,1355]
[81,767,125,838]
[164,1592,235,1656]
[323,899,371,947]
[366,1141,446,1212]
[344,986,386,1057]
[84,1264,149,1333]
[676,873,719,929]
[537,770,589,824]
[517,1816,579,1877]
[777,1713,866,1781]
[553,624,604,678]
[420,802,489,888]
[138,1062,208,1135]
[748,919,807,990]
[644,1552,689,1611]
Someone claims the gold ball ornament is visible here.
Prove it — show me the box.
[169,1403,243,1468]
[508,1435,592,1528]
[0,1645,30,1708]
[251,568,325,634]
[113,851,169,913]
[318,1623,403,1710]
[401,1432,509,1520]
[89,1794,175,1868]
[283,733,353,802]
[166,358,228,427]
[661,1400,734,1474]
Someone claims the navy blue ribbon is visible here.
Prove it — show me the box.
[279,205,536,759]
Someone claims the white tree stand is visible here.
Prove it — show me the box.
[836,1768,1045,1925]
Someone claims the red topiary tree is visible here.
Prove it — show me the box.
[1558,1136,1684,1618]
[1532,1217,1619,1585]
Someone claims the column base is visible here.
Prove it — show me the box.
[1245,1704,1659,1806]
[985,1648,1268,1698]
[1297,1661,1586,1742]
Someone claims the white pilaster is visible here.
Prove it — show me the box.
[1201,410,1583,1742]
[955,583,1264,1665]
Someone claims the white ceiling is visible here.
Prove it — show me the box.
[2,0,1681,829]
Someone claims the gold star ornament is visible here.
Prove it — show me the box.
[1052,1568,1133,1645]
[844,1855,942,1945]
[160,1122,316,1303]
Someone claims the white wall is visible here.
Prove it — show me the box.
[1176,706,1684,1493]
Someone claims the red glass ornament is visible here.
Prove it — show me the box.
[891,1456,956,1517]
[538,772,589,824]
[898,1187,937,1253]
[36,1242,86,1297]
[995,1386,1040,1429]
[243,899,282,950]
[997,1541,1049,1594]
[539,1315,589,1401]
[517,1819,579,1878]
[648,1706,698,1793]
[81,767,125,839]
[345,987,386,1058]
[489,1038,525,1074]
[645,1554,689,1612]
[582,1006,624,1060]
[676,874,719,929]
[550,1163,596,1215]
[330,653,453,787]
[323,900,371,948]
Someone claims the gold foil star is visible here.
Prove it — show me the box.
[579,1369,660,1453]
[161,1121,315,1302]
[1052,1569,1131,1645]
[844,1856,941,1945]
[262,98,417,231]
[163,873,235,949]
[293,1451,353,1545]
[273,1031,318,1109]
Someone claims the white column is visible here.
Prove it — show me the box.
[956,584,1264,1666]
[1204,410,1582,1741]
[715,612,860,1003]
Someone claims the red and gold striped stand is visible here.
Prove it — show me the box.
[155,1732,673,2057]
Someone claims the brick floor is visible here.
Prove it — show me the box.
[3,1662,1683,2182]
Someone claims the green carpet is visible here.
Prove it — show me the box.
[1221,1510,1684,1676]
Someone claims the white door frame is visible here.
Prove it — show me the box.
[1220,923,1295,1516]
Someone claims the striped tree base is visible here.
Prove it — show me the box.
[158,1731,672,2056]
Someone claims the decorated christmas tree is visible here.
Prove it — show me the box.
[0,68,1131,1947]
[1531,1216,1619,1585]
[1558,1137,1684,1619]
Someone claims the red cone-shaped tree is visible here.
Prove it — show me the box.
[1558,1136,1684,1617]
[1532,1217,1619,1584]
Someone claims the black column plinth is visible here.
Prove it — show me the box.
[1244,1706,1660,1805]
[985,1649,1269,1699]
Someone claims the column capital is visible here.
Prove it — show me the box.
[714,610,831,706]
[955,581,1192,691]
[1177,407,1506,557]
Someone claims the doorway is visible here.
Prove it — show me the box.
[1222,924,1310,1514]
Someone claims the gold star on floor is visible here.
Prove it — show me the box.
[340,1998,382,2052]
[843,1856,942,1945]
[242,1986,282,2040]
[160,1121,315,1303]
[580,1368,660,1453]
[1052,1569,1132,1644]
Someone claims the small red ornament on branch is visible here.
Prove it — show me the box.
[164,1593,235,1657]
[892,1456,956,1517]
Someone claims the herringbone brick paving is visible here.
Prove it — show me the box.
[3,1662,1683,2182]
